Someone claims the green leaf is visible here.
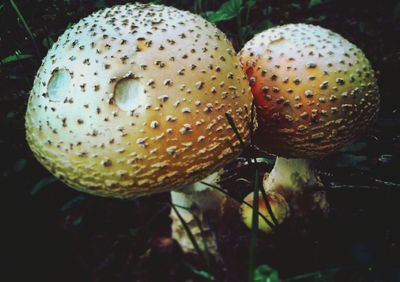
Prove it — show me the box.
[254,264,280,282]
[308,0,322,8]
[206,0,243,23]
[1,53,32,64]
[31,176,58,195]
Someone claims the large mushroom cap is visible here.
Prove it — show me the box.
[240,24,379,158]
[26,3,252,198]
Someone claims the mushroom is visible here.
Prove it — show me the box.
[25,3,253,253]
[241,190,289,233]
[239,24,379,230]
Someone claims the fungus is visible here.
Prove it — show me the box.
[25,3,253,253]
[239,24,379,231]
[241,189,289,233]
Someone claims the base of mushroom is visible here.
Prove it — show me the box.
[265,157,329,216]
[169,170,227,255]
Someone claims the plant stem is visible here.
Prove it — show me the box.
[248,166,260,282]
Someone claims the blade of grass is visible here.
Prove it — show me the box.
[282,267,342,282]
[1,53,32,65]
[184,262,215,281]
[248,168,260,282]
[199,181,275,228]
[10,0,34,39]
[225,113,277,229]
[170,202,209,264]
[10,0,41,60]
[225,112,247,152]
[173,203,211,267]
[260,188,279,227]
[250,100,255,146]
[249,101,278,227]
[31,176,58,195]
[225,110,279,279]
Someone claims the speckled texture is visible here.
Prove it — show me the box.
[240,24,379,158]
[25,3,252,198]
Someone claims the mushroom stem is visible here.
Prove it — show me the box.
[263,157,320,194]
[170,170,227,255]
[260,157,329,225]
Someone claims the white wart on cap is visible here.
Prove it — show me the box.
[240,24,379,158]
[26,3,252,198]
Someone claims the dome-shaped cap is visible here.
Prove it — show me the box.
[240,24,379,158]
[26,3,252,198]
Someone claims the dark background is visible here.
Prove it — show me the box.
[1,0,400,281]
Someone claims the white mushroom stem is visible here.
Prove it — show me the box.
[262,157,329,219]
[263,157,320,193]
[170,170,227,255]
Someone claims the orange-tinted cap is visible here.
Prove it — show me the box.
[240,24,379,158]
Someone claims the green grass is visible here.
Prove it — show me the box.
[1,53,32,65]
[170,202,212,274]
[225,112,279,281]
[248,168,260,282]
[10,0,41,60]
[199,181,275,227]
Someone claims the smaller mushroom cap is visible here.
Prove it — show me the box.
[240,24,379,158]
[241,191,289,233]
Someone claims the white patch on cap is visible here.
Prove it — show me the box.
[48,69,71,102]
[114,78,145,111]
